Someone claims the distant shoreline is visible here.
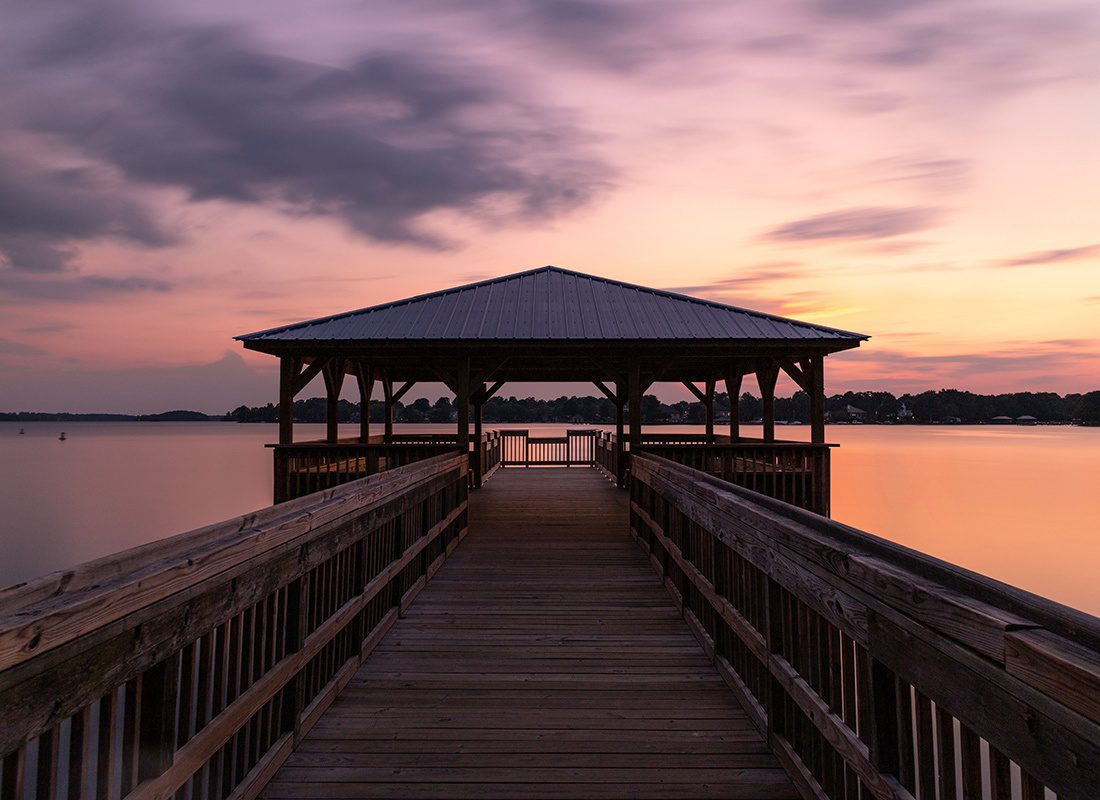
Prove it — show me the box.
[2,417,1094,428]
[5,387,1099,426]
[0,411,227,422]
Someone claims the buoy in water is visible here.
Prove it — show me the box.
[59,431,66,441]
[18,428,24,434]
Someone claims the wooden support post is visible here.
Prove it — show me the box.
[473,393,484,489]
[704,379,716,442]
[456,357,470,451]
[806,355,826,444]
[278,356,297,445]
[725,370,743,443]
[614,381,626,489]
[354,364,374,443]
[322,359,345,443]
[757,361,779,443]
[628,362,642,453]
[382,377,394,440]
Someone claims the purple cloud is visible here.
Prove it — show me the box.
[763,207,940,242]
[997,245,1099,267]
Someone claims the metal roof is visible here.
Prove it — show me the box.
[236,266,868,343]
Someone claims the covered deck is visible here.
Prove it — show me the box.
[237,266,863,512]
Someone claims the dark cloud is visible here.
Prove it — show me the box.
[996,245,1099,268]
[874,157,971,189]
[425,0,692,72]
[1,3,610,258]
[0,351,276,415]
[667,262,811,294]
[0,338,46,356]
[813,0,930,20]
[837,344,1100,381]
[740,35,811,54]
[0,271,173,303]
[763,207,940,242]
[868,25,959,67]
[849,8,1100,98]
[16,323,77,335]
[0,159,173,272]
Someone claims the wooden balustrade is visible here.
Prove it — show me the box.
[637,432,734,445]
[594,431,619,483]
[498,429,597,467]
[498,430,529,466]
[640,442,831,517]
[271,442,460,503]
[629,452,1100,800]
[471,431,502,489]
[0,453,469,800]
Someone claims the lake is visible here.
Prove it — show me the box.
[0,421,1097,615]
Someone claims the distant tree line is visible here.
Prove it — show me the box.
[225,389,1100,426]
[0,410,225,422]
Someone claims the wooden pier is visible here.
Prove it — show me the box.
[3,269,1099,800]
[262,469,798,799]
[3,452,1098,800]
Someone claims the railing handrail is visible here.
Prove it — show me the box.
[0,451,469,800]
[0,452,466,670]
[637,452,1100,648]
[631,452,1100,799]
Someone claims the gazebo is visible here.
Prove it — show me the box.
[236,266,867,509]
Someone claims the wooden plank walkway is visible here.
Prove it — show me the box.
[262,468,798,799]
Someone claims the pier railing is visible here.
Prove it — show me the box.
[630,452,1100,800]
[592,432,830,516]
[498,429,598,467]
[271,441,460,502]
[641,441,831,517]
[0,453,468,800]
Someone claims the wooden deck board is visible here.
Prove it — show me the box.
[262,468,798,800]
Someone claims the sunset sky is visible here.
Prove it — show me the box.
[1,0,1098,413]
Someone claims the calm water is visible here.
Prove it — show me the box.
[0,422,1097,614]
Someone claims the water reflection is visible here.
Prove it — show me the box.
[0,422,1096,614]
